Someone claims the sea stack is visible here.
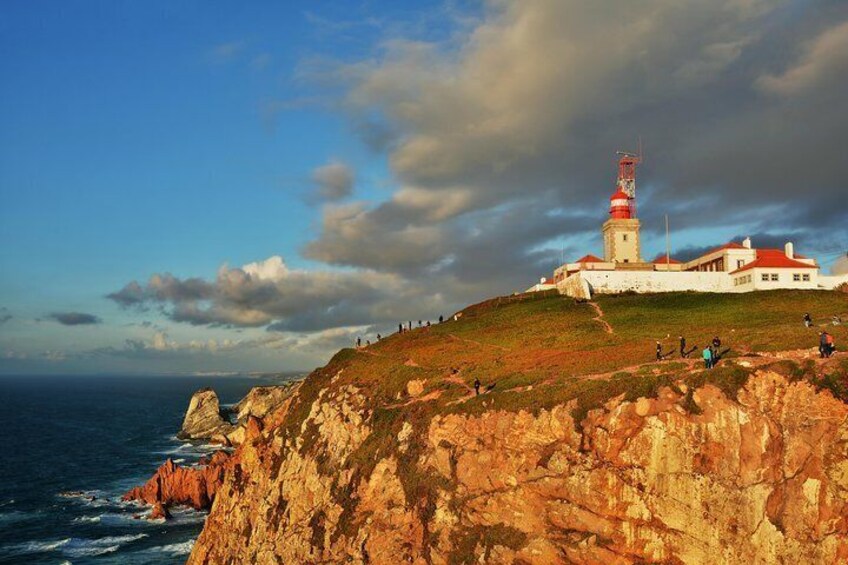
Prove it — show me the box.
[177,387,234,441]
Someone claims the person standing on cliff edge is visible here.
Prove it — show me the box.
[702,346,713,369]
[679,336,687,358]
[656,341,663,361]
[474,378,481,396]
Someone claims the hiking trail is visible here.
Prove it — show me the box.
[588,302,613,334]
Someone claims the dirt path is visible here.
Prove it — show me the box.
[588,302,613,334]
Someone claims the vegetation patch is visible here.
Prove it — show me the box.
[447,524,528,564]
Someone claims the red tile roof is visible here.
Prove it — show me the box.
[652,254,681,264]
[573,254,604,263]
[730,249,817,274]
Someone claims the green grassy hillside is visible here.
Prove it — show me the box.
[311,290,847,418]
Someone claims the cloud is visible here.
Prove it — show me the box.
[757,20,848,96]
[297,0,848,279]
[311,160,355,201]
[108,256,455,332]
[108,1,848,359]
[48,312,101,326]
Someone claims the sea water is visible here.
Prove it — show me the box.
[0,374,296,564]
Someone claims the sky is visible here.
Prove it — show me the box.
[1,0,846,375]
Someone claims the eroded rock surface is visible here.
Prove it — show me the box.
[186,369,848,564]
[177,388,234,441]
[122,451,231,511]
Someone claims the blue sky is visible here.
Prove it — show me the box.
[1,1,846,375]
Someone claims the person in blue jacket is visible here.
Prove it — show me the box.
[702,346,713,369]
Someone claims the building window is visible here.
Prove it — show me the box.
[793,274,801,281]
[737,260,745,269]
[771,274,779,281]
[761,273,769,282]
[622,234,628,242]
[803,274,810,281]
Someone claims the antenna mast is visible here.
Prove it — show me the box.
[615,149,641,217]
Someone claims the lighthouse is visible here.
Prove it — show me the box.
[602,153,642,263]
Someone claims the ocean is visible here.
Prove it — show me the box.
[0,374,297,565]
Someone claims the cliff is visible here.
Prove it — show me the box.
[184,290,848,564]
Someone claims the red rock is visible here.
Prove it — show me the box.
[123,451,233,511]
[149,502,171,520]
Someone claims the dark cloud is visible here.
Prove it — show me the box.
[48,312,101,326]
[300,0,848,280]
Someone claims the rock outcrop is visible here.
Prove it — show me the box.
[234,383,298,422]
[187,368,848,564]
[177,388,234,441]
[123,451,232,511]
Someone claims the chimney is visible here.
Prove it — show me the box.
[742,237,752,249]
[785,242,794,259]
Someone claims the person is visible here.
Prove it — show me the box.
[377,334,381,341]
[804,313,812,328]
[398,323,403,334]
[703,346,713,369]
[679,336,687,358]
[825,332,835,358]
[426,320,431,327]
[711,336,722,361]
[408,321,412,330]
[820,331,829,358]
[366,339,371,346]
[474,377,481,396]
[356,337,361,348]
[418,320,422,327]
[656,341,663,361]
[439,315,444,323]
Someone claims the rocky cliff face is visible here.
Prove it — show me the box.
[187,365,848,564]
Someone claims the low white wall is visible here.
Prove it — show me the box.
[557,273,592,300]
[820,274,848,290]
[579,270,733,295]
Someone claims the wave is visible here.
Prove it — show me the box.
[1,533,149,559]
[0,509,39,525]
[145,539,195,556]
[62,533,149,558]
[0,537,71,558]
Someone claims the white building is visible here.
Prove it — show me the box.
[528,156,848,298]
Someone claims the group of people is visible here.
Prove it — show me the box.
[805,312,843,328]
[356,314,454,348]
[656,335,723,369]
[805,313,841,358]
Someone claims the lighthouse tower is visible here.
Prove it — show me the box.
[602,154,642,264]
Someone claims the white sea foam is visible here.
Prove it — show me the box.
[72,514,102,524]
[147,539,195,555]
[1,537,71,557]
[62,534,148,558]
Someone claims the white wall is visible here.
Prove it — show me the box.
[566,270,734,296]
[819,273,848,290]
[749,269,819,291]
